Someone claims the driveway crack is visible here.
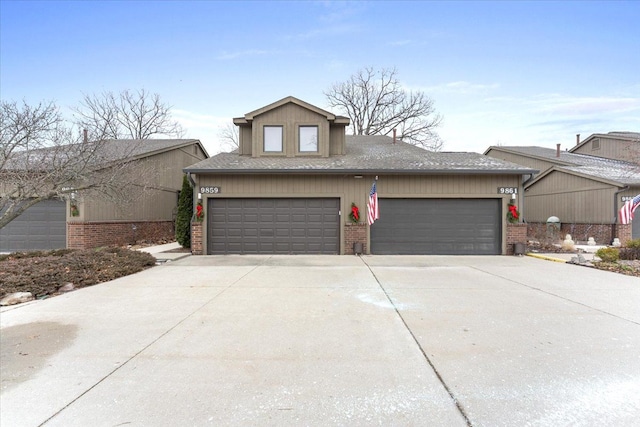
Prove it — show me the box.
[359,257,473,427]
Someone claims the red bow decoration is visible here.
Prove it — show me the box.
[349,203,360,223]
[508,204,519,219]
[196,203,204,220]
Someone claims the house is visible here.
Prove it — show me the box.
[0,139,208,252]
[184,96,537,255]
[570,132,640,162]
[485,136,640,243]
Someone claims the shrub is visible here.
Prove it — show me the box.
[625,238,640,249]
[175,174,193,248]
[619,247,640,261]
[595,247,619,263]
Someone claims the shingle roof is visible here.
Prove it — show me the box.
[5,139,204,171]
[491,146,640,185]
[185,136,536,175]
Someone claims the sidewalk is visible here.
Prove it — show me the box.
[137,242,191,262]
[527,244,603,264]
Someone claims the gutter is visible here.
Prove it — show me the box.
[181,168,539,176]
[613,185,629,223]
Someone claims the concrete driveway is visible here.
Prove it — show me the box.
[2,255,639,426]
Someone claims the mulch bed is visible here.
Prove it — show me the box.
[527,241,640,278]
[0,247,156,299]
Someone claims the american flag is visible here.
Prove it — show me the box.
[367,181,379,225]
[620,194,640,225]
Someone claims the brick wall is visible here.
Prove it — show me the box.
[67,221,174,249]
[526,222,615,245]
[191,221,203,255]
[344,222,367,255]
[506,223,527,255]
[615,223,632,246]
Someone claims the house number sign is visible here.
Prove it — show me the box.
[200,186,221,194]
[498,187,518,194]
[622,196,635,202]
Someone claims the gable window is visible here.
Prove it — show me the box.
[592,138,600,150]
[264,126,283,152]
[299,126,318,152]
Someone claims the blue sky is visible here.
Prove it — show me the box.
[1,0,639,155]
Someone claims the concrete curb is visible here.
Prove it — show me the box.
[525,253,568,263]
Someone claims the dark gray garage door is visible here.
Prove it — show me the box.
[208,198,339,254]
[370,198,501,255]
[0,199,67,252]
[633,216,639,239]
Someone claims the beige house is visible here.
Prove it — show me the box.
[185,96,536,255]
[485,133,640,243]
[0,139,208,252]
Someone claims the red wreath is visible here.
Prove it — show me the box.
[349,203,360,223]
[196,202,204,221]
[507,203,519,223]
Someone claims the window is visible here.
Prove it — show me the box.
[264,126,283,152]
[299,126,318,152]
[592,138,600,150]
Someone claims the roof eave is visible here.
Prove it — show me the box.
[183,167,538,175]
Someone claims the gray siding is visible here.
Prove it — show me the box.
[194,173,521,254]
[525,171,618,223]
[572,136,639,162]
[82,142,206,222]
[252,104,330,158]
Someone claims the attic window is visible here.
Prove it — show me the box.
[264,126,283,152]
[299,126,318,152]
[592,138,600,150]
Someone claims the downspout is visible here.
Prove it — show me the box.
[613,185,629,242]
[187,172,196,189]
[521,173,534,223]
[614,185,629,221]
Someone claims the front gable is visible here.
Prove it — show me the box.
[233,96,349,158]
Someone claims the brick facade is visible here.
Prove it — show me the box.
[526,222,619,245]
[344,222,367,255]
[67,221,174,249]
[506,223,527,255]
[191,221,203,255]
[615,223,632,246]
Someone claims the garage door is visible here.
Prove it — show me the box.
[208,198,339,254]
[633,217,640,239]
[0,199,67,252]
[370,198,501,255]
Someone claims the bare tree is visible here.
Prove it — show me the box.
[1,100,156,229]
[218,122,239,152]
[324,67,443,150]
[74,89,184,140]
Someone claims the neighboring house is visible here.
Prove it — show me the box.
[0,139,208,252]
[570,132,640,162]
[485,140,640,243]
[184,96,536,255]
